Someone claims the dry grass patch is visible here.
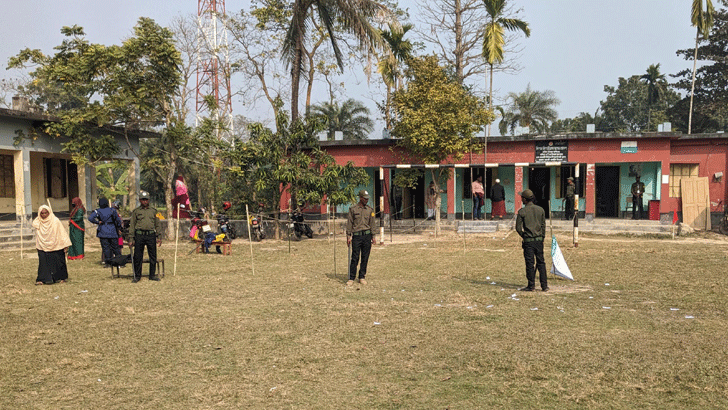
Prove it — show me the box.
[1,233,727,409]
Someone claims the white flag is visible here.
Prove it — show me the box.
[550,236,574,281]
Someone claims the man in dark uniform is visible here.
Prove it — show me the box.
[631,176,645,220]
[516,189,548,292]
[129,191,162,283]
[346,189,376,286]
[564,176,575,220]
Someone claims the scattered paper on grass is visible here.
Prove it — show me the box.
[486,305,494,308]
[373,322,381,325]
[531,307,538,311]
[486,276,490,280]
[605,283,610,286]
[490,282,496,285]
[670,308,680,311]
[602,306,611,309]
[54,296,59,300]
[79,290,88,293]
[434,304,442,307]
[685,315,695,319]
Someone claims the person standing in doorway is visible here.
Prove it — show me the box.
[130,191,162,283]
[392,183,403,220]
[564,177,575,220]
[490,178,506,220]
[471,175,485,220]
[346,190,376,286]
[631,176,645,220]
[516,189,548,292]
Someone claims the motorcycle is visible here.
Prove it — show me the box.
[290,209,313,240]
[720,203,728,235]
[216,213,237,240]
[249,213,265,241]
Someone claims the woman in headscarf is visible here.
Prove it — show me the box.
[33,205,72,285]
[88,198,123,266]
[67,197,85,260]
[171,175,191,218]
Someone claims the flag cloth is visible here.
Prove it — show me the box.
[550,236,574,281]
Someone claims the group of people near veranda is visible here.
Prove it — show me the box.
[33,184,549,293]
[32,191,162,285]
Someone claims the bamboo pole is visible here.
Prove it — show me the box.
[173,203,180,276]
[246,204,255,275]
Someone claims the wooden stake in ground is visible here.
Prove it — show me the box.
[173,203,180,276]
[246,204,255,275]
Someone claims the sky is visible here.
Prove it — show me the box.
[0,0,702,136]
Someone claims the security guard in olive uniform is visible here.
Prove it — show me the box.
[346,189,376,286]
[564,177,575,220]
[130,191,162,283]
[516,189,548,292]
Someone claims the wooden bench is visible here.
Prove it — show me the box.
[109,243,165,278]
[194,239,232,256]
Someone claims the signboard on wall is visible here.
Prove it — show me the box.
[535,141,568,162]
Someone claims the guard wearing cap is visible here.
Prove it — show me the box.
[129,191,162,283]
[564,176,576,220]
[516,189,548,292]
[346,189,376,286]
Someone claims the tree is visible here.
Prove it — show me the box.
[377,23,415,129]
[228,103,368,238]
[672,1,728,133]
[549,110,603,133]
[8,18,182,165]
[482,0,530,142]
[640,64,669,131]
[282,0,388,121]
[498,85,558,135]
[688,0,716,134]
[599,73,681,133]
[310,98,374,140]
[391,55,492,231]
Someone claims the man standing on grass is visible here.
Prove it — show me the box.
[346,190,376,286]
[516,189,548,292]
[130,191,162,283]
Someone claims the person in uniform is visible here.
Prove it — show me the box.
[346,189,376,286]
[471,175,485,220]
[564,177,575,220]
[516,189,548,292]
[129,191,162,283]
[490,178,506,220]
[631,176,645,220]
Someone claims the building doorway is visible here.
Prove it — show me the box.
[528,167,551,215]
[595,166,620,217]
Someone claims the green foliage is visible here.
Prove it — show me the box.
[392,55,492,165]
[599,73,680,133]
[671,2,728,132]
[482,0,531,66]
[310,99,374,140]
[7,18,182,164]
[498,84,559,135]
[95,161,130,201]
[226,102,369,214]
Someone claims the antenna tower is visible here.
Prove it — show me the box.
[197,0,234,144]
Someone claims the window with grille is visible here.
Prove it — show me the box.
[669,164,699,197]
[0,155,14,198]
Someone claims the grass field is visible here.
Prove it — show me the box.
[1,231,727,409]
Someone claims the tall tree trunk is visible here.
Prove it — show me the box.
[454,0,464,84]
[688,29,699,135]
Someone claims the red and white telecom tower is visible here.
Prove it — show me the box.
[197,0,234,144]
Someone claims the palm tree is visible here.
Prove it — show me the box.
[311,99,374,140]
[689,0,715,134]
[282,0,387,122]
[481,0,530,154]
[378,23,414,129]
[498,85,559,135]
[640,64,668,131]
